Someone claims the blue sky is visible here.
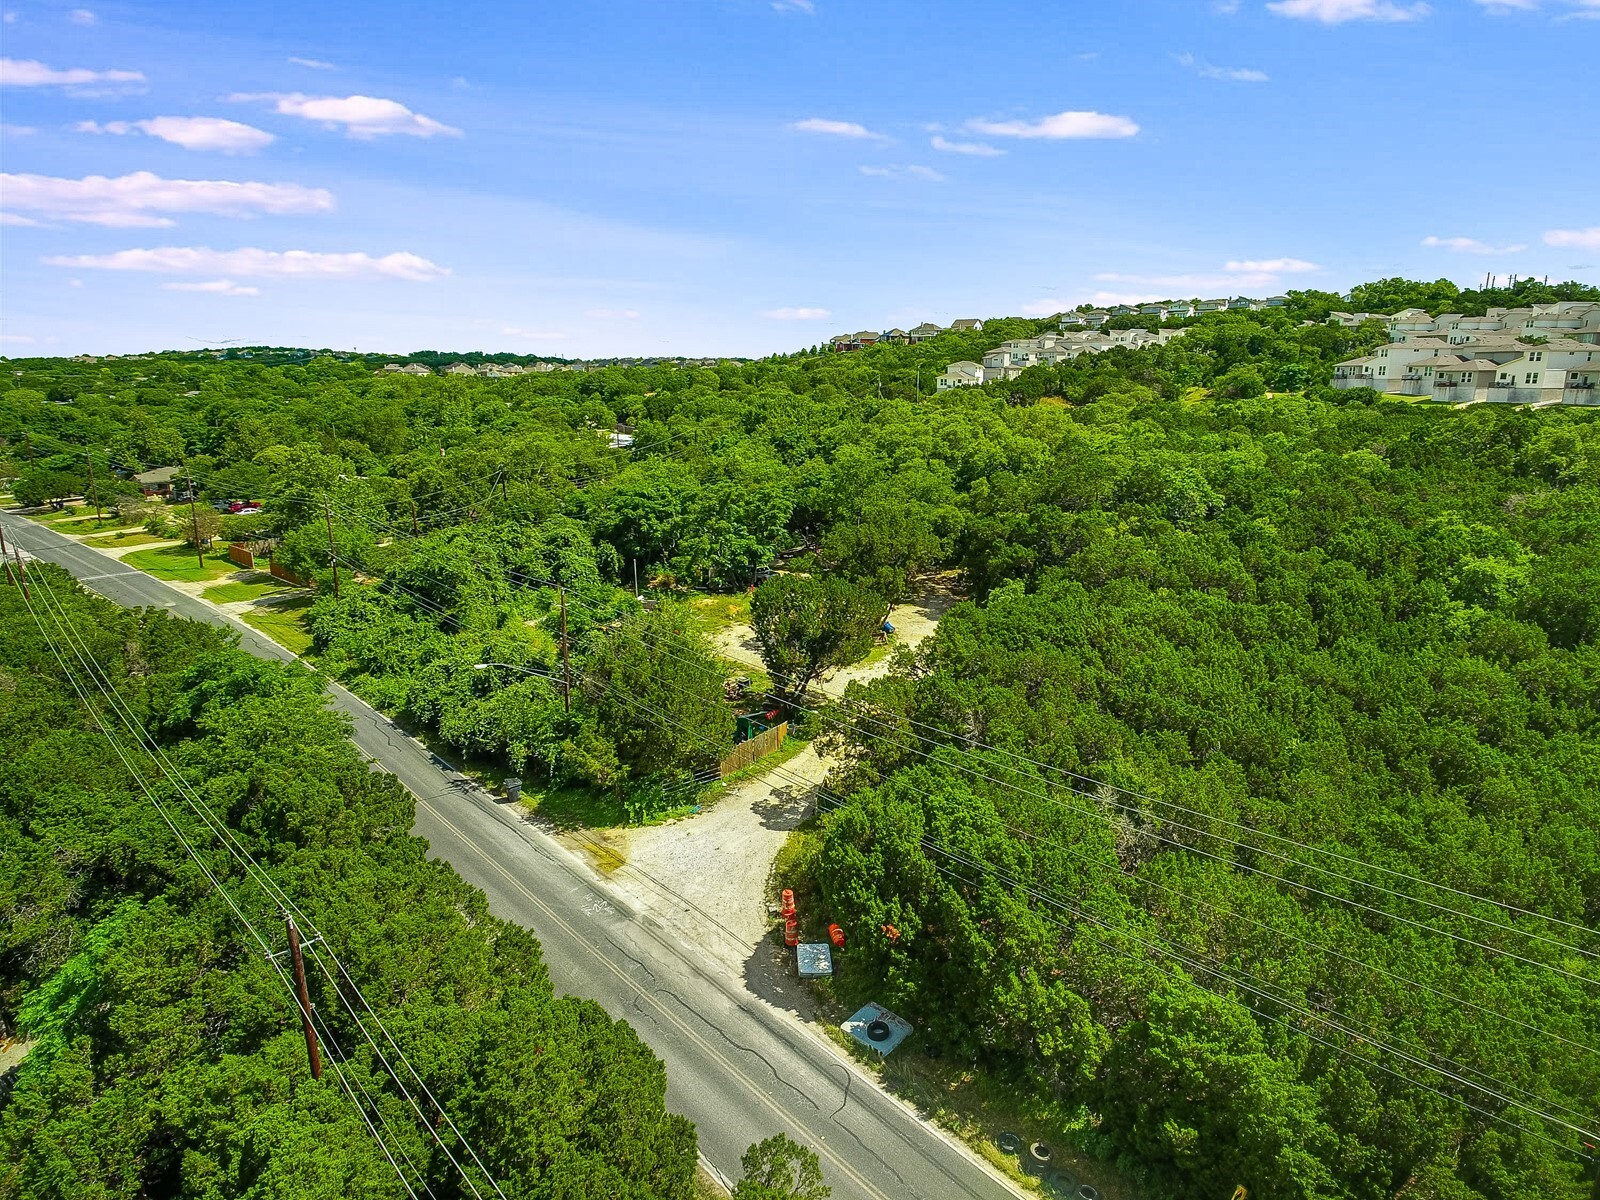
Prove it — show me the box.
[2,0,1596,358]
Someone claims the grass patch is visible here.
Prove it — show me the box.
[693,1162,730,1199]
[698,732,811,810]
[685,590,752,638]
[81,530,166,549]
[203,574,296,604]
[519,781,629,830]
[238,596,314,655]
[122,543,240,582]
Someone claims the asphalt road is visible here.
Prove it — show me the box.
[2,512,1024,1200]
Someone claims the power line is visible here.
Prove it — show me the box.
[15,563,505,1200]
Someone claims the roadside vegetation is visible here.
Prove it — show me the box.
[4,273,1599,1199]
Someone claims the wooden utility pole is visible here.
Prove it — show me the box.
[2,526,13,588]
[322,499,341,599]
[85,452,102,524]
[186,472,205,570]
[13,550,28,602]
[284,917,323,1080]
[24,432,34,465]
[558,585,571,713]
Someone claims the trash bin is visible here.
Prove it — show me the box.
[504,777,522,803]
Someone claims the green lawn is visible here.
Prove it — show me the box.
[203,573,296,604]
[81,530,166,549]
[122,543,240,582]
[238,596,315,655]
[686,590,752,637]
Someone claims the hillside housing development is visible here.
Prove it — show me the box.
[1332,301,1600,406]
[937,325,1191,390]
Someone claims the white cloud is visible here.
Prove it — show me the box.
[791,117,886,140]
[2,171,333,227]
[1544,227,1600,249]
[502,326,567,339]
[762,307,832,320]
[1176,52,1269,82]
[162,278,260,296]
[859,164,946,181]
[772,0,815,11]
[288,56,336,69]
[584,307,641,319]
[1,122,36,135]
[1267,0,1431,22]
[1096,257,1320,292]
[0,333,38,344]
[965,110,1139,139]
[1224,257,1319,273]
[1,211,44,226]
[68,8,95,24]
[1422,235,1527,254]
[44,246,449,281]
[0,57,144,87]
[1020,299,1068,315]
[931,134,1004,156]
[230,92,461,139]
[1476,0,1600,15]
[76,116,276,154]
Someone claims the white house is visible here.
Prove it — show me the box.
[444,362,475,375]
[950,318,984,332]
[936,360,985,390]
[907,322,944,342]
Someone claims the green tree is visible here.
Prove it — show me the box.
[750,574,884,702]
[733,1135,829,1200]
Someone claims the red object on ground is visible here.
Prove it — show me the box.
[881,923,901,942]
[784,917,799,947]
[828,923,846,948]
[780,889,796,918]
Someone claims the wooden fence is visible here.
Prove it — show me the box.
[227,543,256,570]
[268,559,314,589]
[720,721,787,778]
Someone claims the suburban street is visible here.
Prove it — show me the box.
[1,511,1024,1200]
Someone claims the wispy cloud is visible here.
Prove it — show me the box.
[931,134,1004,156]
[1,122,36,136]
[2,171,333,227]
[76,116,275,154]
[288,56,336,69]
[859,164,945,181]
[68,8,96,25]
[1476,0,1600,16]
[0,57,144,88]
[762,307,831,320]
[1267,0,1431,22]
[1422,235,1527,254]
[1096,257,1319,292]
[790,117,886,140]
[965,110,1139,139]
[162,278,259,296]
[502,326,567,339]
[1176,52,1269,82]
[584,307,641,319]
[1544,227,1600,249]
[771,0,815,12]
[44,246,449,281]
[230,92,461,139]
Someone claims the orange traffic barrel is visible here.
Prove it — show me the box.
[828,923,846,948]
[781,889,796,917]
[784,917,799,947]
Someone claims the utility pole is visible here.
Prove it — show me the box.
[409,497,420,535]
[13,549,28,603]
[86,452,102,525]
[284,917,323,1080]
[558,585,571,714]
[185,472,205,570]
[1,526,13,588]
[322,499,341,599]
[632,558,639,598]
[24,432,34,465]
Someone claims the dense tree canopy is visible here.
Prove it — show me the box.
[5,278,1600,1199]
[0,572,697,1199]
